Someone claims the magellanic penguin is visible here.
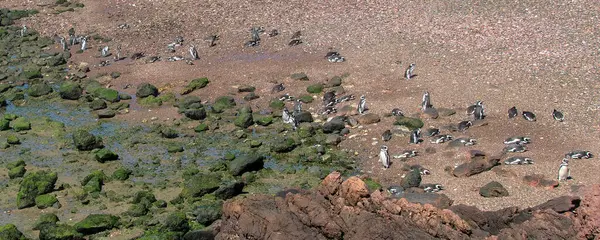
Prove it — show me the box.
[101,46,109,57]
[336,94,355,104]
[80,36,87,51]
[421,91,432,111]
[381,130,392,142]
[522,111,536,121]
[565,151,593,159]
[271,83,285,93]
[380,145,391,168]
[405,63,416,80]
[357,95,367,114]
[504,156,534,165]
[425,128,440,137]
[553,109,564,122]
[430,134,453,144]
[558,158,570,181]
[59,36,68,51]
[466,101,483,115]
[504,144,527,153]
[189,45,199,60]
[422,184,443,192]
[458,120,472,132]
[409,128,422,144]
[508,106,518,118]
[504,136,531,145]
[282,107,292,124]
[473,105,485,120]
[293,99,303,115]
[393,150,418,159]
[391,108,404,117]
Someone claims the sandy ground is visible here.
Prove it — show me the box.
[3,0,600,211]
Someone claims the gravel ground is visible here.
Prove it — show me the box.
[3,0,600,211]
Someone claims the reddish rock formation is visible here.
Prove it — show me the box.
[216,172,600,240]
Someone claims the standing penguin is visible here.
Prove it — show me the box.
[466,101,483,115]
[552,109,564,122]
[558,158,570,181]
[293,99,303,115]
[59,36,68,51]
[410,128,422,144]
[80,36,87,51]
[508,106,518,118]
[380,145,390,168]
[405,63,416,80]
[282,107,292,124]
[473,105,485,120]
[189,45,199,60]
[421,92,432,111]
[357,95,367,114]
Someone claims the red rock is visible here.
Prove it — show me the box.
[319,171,342,196]
[574,185,600,239]
[339,176,369,206]
[522,174,559,189]
[453,156,500,177]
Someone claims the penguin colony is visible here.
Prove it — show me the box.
[53,26,592,194]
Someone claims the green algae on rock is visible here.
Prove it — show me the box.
[0,224,28,240]
[72,129,103,151]
[34,194,58,209]
[73,214,119,235]
[17,170,58,209]
[181,77,209,95]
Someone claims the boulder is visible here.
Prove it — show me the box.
[215,181,245,200]
[164,211,190,232]
[94,149,118,163]
[295,110,314,123]
[213,96,236,112]
[184,108,207,120]
[453,155,500,177]
[400,169,422,188]
[306,83,324,94]
[39,224,82,240]
[181,77,209,95]
[193,202,223,226]
[290,72,309,81]
[357,113,381,125]
[229,154,264,176]
[111,168,132,181]
[0,224,27,240]
[522,174,559,189]
[135,83,158,98]
[10,118,31,131]
[72,130,103,151]
[92,88,120,103]
[394,116,424,130]
[89,99,107,110]
[270,137,297,153]
[81,170,105,193]
[238,85,256,92]
[27,83,53,97]
[33,213,59,230]
[322,117,345,133]
[180,173,221,199]
[73,214,119,234]
[234,106,254,128]
[35,194,58,209]
[17,170,58,209]
[479,181,509,198]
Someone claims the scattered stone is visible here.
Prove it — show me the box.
[234,106,254,128]
[306,83,324,94]
[182,77,209,95]
[394,116,424,130]
[27,83,53,97]
[400,169,422,188]
[92,87,120,103]
[215,181,245,200]
[270,137,297,153]
[194,123,209,132]
[423,108,439,119]
[167,144,184,153]
[10,117,31,131]
[479,181,509,198]
[213,96,236,112]
[530,196,581,213]
[295,110,313,123]
[357,113,381,125]
[180,173,221,198]
[322,117,345,133]
[93,149,119,163]
[33,213,59,230]
[256,115,273,126]
[39,224,82,240]
[160,127,179,139]
[291,72,309,81]
[238,85,256,92]
[164,211,190,232]
[111,168,132,181]
[437,108,456,117]
[0,224,27,240]
[243,92,259,101]
[269,99,285,110]
[325,76,342,87]
[136,83,159,98]
[229,154,264,176]
[298,95,313,103]
[81,170,105,193]
[523,174,559,189]
[72,130,103,151]
[6,135,20,144]
[325,134,341,146]
[35,194,58,209]
[73,214,119,235]
[453,155,500,177]
[8,161,26,179]
[97,109,116,118]
[17,170,58,209]
[89,99,107,110]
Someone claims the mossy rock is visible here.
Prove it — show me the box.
[136,83,159,98]
[92,87,120,103]
[111,168,132,181]
[38,224,82,240]
[10,118,31,131]
[167,145,184,153]
[59,82,82,100]
[8,166,26,179]
[213,96,236,112]
[4,114,18,121]
[81,170,105,193]
[16,170,58,209]
[6,135,20,144]
[163,211,189,232]
[131,191,157,207]
[256,115,273,126]
[180,173,221,199]
[27,83,53,97]
[363,178,382,192]
[33,213,59,230]
[153,200,167,208]
[306,83,324,94]
[270,137,297,153]
[94,149,119,163]
[7,159,26,169]
[224,153,236,161]
[89,99,107,110]
[35,194,58,209]
[234,106,254,128]
[0,119,9,131]
[297,123,315,138]
[193,202,223,226]
[0,224,27,240]
[290,72,309,81]
[176,95,202,109]
[183,108,207,120]
[238,85,255,92]
[72,129,103,151]
[229,154,264,176]
[194,123,209,132]
[160,127,179,139]
[269,99,285,110]
[73,214,119,235]
[394,116,424,130]
[182,77,209,95]
[298,95,314,103]
[138,95,162,107]
[22,69,42,79]
[126,203,148,217]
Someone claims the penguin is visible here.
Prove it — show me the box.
[387,185,405,196]
[504,144,527,153]
[245,40,260,47]
[357,95,367,114]
[288,39,302,46]
[409,128,422,144]
[430,134,453,144]
[114,45,122,61]
[189,45,199,60]
[466,101,483,115]
[101,46,110,57]
[557,158,570,181]
[421,91,432,111]
[59,36,67,51]
[508,106,518,118]
[565,151,593,159]
[452,138,476,146]
[167,56,185,62]
[336,94,355,103]
[409,164,430,175]
[379,145,391,168]
[205,35,219,47]
[289,114,299,130]
[174,36,184,45]
[320,106,337,115]
[458,120,472,132]
[325,51,345,63]
[271,83,285,93]
[291,30,302,40]
[422,184,444,193]
[391,108,404,117]
[278,93,294,101]
[381,130,392,142]
[293,99,302,115]
[425,128,440,137]
[251,27,264,42]
[268,29,279,37]
[80,36,87,51]
[504,156,534,165]
[323,91,336,107]
[504,136,531,145]
[282,107,292,124]
[473,105,485,120]
[522,111,536,121]
[20,25,27,37]
[392,150,418,159]
[405,63,416,80]
[552,109,564,122]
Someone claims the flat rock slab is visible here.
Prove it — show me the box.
[357,113,380,125]
[523,174,559,189]
[453,156,500,177]
[394,192,453,209]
